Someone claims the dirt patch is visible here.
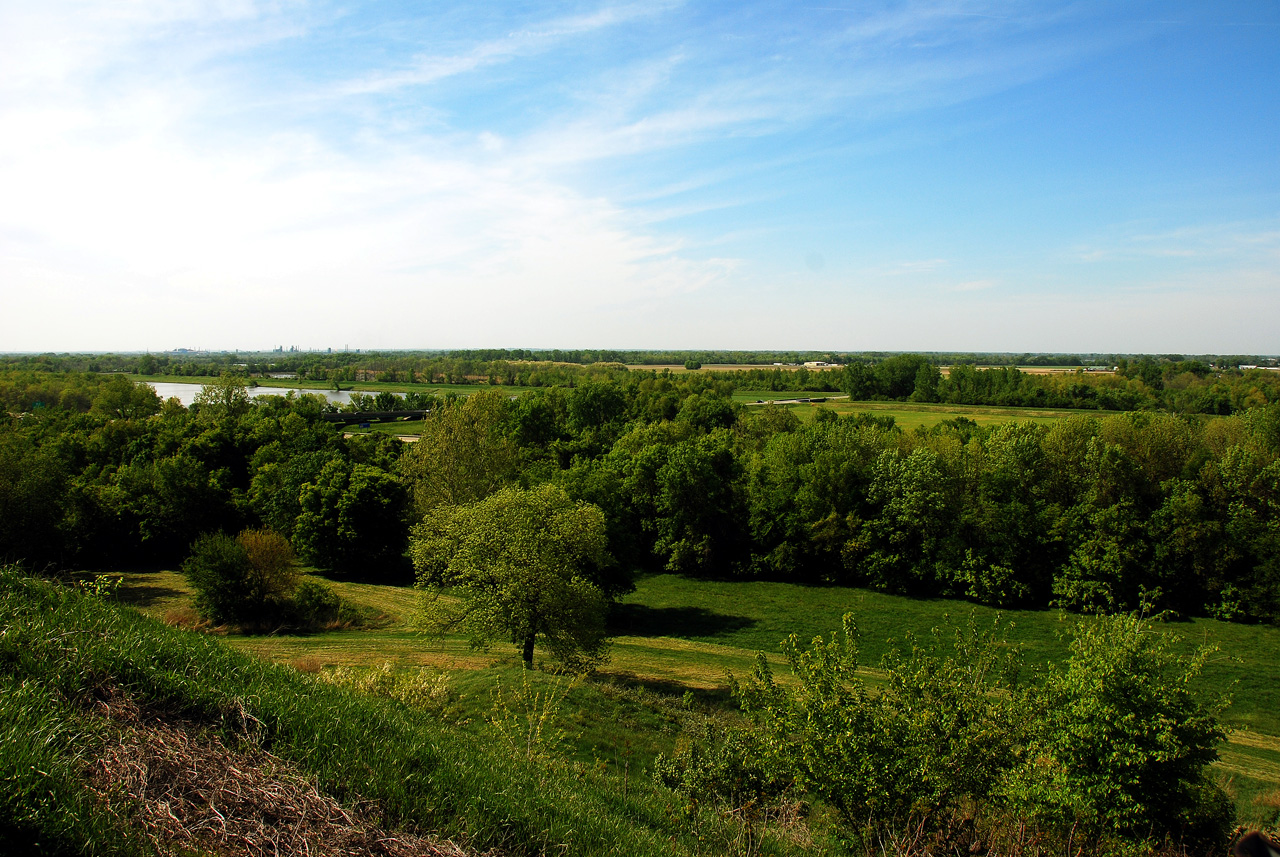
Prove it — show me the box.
[83,692,479,857]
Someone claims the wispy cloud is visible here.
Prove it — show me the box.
[1072,221,1280,264]
[1,1,1274,352]
[338,3,665,95]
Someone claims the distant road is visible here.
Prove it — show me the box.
[343,432,420,442]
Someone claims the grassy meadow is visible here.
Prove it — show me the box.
[5,566,811,857]
[113,567,1280,828]
[739,395,1109,429]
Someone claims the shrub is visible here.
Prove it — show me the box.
[182,529,298,627]
[238,528,300,602]
[653,719,791,813]
[1004,613,1233,851]
[733,614,1023,831]
[730,612,1233,853]
[182,533,258,625]
[292,579,341,627]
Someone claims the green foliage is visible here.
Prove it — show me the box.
[413,485,614,668]
[76,572,123,598]
[291,578,342,626]
[192,371,251,418]
[91,373,161,420]
[293,459,408,576]
[734,614,1023,829]
[3,363,1280,629]
[488,671,581,761]
[653,719,791,813]
[182,529,299,627]
[732,610,1233,851]
[401,390,517,514]
[1006,613,1233,850]
[182,531,259,624]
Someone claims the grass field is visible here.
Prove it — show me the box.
[740,397,1115,429]
[7,567,805,857]
[112,567,1280,826]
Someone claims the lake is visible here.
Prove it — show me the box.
[146,382,356,406]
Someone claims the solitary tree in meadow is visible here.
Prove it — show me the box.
[411,484,614,668]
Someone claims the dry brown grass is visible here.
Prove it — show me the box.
[162,605,212,631]
[292,655,324,673]
[82,691,482,857]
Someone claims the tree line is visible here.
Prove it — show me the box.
[2,369,1278,628]
[0,372,409,578]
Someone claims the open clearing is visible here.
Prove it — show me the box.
[737,396,1102,428]
[115,569,1280,826]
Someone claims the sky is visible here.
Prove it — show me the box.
[1,1,1277,354]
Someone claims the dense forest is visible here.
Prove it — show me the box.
[2,367,1277,625]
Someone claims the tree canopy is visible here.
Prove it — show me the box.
[411,484,614,668]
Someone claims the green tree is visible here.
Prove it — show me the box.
[401,390,517,514]
[91,374,161,420]
[858,448,957,594]
[411,484,613,668]
[193,372,251,418]
[293,459,408,576]
[1006,613,1233,850]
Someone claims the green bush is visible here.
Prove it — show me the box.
[653,719,791,812]
[734,614,1023,829]
[292,578,341,627]
[182,532,260,625]
[1004,612,1233,851]
[182,529,299,627]
[732,611,1233,852]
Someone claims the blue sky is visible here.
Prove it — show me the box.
[1,1,1277,353]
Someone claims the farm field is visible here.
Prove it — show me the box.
[628,363,822,372]
[114,568,1280,826]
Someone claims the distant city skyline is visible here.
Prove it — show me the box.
[1,1,1277,353]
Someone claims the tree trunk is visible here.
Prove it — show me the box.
[521,633,535,668]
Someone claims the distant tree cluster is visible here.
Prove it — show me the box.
[3,349,1277,415]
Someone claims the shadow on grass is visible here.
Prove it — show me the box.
[592,670,738,710]
[609,603,756,639]
[115,583,186,608]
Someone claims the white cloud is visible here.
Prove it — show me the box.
[0,0,740,351]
